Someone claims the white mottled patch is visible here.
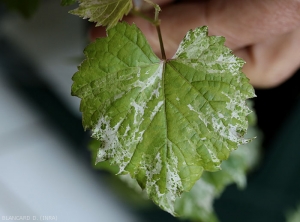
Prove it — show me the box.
[148,153,163,176]
[151,82,161,99]
[133,62,163,91]
[130,100,146,124]
[231,110,239,119]
[92,115,145,173]
[218,112,224,118]
[211,115,241,143]
[92,116,124,164]
[137,67,141,77]
[150,101,164,120]
[217,54,224,62]
[207,149,219,163]
[173,27,207,59]
[229,124,239,139]
[211,116,227,139]
[123,125,130,137]
[187,104,208,126]
[139,141,183,215]
[161,142,183,214]
[140,152,163,200]
[114,92,125,101]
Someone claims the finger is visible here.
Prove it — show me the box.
[89,26,106,42]
[124,0,300,88]
[235,28,300,88]
[205,0,300,49]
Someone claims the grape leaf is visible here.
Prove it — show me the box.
[72,22,255,214]
[69,0,132,28]
[61,0,77,6]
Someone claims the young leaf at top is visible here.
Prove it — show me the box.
[70,0,133,28]
[71,22,255,215]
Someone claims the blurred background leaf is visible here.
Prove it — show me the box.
[0,0,40,18]
[286,204,300,222]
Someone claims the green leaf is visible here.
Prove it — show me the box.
[61,0,77,6]
[0,0,40,18]
[72,22,255,215]
[69,0,133,28]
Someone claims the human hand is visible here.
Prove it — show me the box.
[90,0,300,88]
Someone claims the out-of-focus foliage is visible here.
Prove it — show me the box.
[0,0,40,18]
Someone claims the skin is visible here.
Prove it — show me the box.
[90,0,300,88]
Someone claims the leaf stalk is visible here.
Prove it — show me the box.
[131,0,166,60]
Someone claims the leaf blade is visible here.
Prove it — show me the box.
[69,0,133,28]
[72,22,255,215]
